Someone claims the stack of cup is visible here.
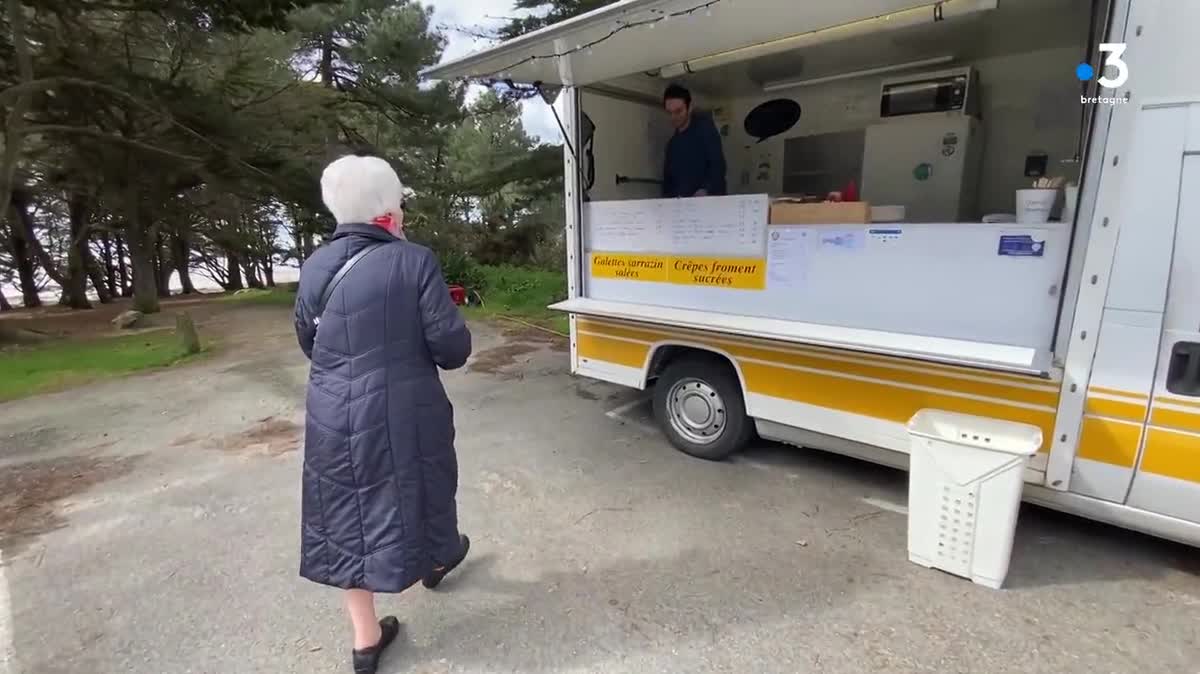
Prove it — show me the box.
[1016,189,1057,224]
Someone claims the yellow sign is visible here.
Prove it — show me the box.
[670,256,766,290]
[590,253,669,282]
[591,252,766,290]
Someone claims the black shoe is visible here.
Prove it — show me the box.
[351,616,400,674]
[423,534,470,589]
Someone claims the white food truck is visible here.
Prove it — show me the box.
[423,0,1200,549]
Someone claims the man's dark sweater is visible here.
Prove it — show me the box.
[662,112,727,198]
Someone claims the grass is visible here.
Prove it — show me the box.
[463,265,569,335]
[0,330,202,402]
[216,266,569,333]
[219,287,298,307]
[0,265,563,402]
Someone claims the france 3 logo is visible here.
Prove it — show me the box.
[1075,43,1129,89]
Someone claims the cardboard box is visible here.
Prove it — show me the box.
[769,199,871,225]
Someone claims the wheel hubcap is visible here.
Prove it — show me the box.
[666,378,726,445]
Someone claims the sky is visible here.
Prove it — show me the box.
[428,0,564,143]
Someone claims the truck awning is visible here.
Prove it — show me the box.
[421,0,966,86]
[550,298,1053,376]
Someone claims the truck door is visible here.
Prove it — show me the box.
[1126,146,1200,522]
[1067,104,1190,504]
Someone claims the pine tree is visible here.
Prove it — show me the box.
[499,1,618,39]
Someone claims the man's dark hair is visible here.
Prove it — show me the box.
[663,83,692,107]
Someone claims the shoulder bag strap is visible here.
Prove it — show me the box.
[313,242,386,326]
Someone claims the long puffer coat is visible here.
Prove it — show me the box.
[293,222,472,592]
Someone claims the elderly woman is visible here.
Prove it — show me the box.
[294,155,472,674]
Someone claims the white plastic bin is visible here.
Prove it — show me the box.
[906,409,1042,589]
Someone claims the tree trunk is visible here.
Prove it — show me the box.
[101,233,118,299]
[86,256,111,304]
[154,231,171,298]
[172,230,196,294]
[11,189,68,288]
[8,224,40,308]
[291,226,303,264]
[84,234,112,304]
[152,239,162,292]
[126,230,159,312]
[263,259,275,287]
[123,192,160,314]
[320,33,335,88]
[62,193,93,309]
[0,0,35,241]
[115,235,132,297]
[244,259,264,289]
[0,290,11,311]
[226,253,244,291]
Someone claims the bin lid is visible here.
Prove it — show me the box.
[907,409,1042,456]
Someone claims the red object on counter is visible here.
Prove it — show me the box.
[844,180,859,202]
[448,285,466,306]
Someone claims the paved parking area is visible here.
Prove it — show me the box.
[1,313,1198,673]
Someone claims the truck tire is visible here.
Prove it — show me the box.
[652,355,755,461]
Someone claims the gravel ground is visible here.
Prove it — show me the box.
[0,305,1197,674]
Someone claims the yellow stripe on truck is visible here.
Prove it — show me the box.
[1140,428,1200,484]
[738,360,1056,452]
[1156,396,1200,411]
[1076,416,1142,467]
[573,318,1200,482]
[1084,396,1149,423]
[1090,386,1148,400]
[576,317,1058,452]
[577,319,1054,386]
[729,342,1058,408]
[576,320,1060,405]
[1150,406,1200,435]
[576,333,649,369]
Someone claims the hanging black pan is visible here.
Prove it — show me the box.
[744,98,801,143]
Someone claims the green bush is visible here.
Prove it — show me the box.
[430,250,570,332]
[439,250,488,291]
[440,262,566,332]
[474,264,566,313]
[529,231,567,272]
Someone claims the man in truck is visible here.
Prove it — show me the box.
[662,83,728,199]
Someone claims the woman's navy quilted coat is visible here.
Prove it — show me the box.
[293,223,472,592]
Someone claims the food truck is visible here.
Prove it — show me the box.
[423,0,1200,548]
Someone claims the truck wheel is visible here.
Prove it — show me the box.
[652,355,754,461]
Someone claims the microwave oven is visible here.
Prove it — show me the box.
[879,67,979,118]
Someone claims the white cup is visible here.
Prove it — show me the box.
[1062,183,1079,224]
[1016,188,1058,224]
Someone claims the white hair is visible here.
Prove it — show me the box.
[319,155,408,225]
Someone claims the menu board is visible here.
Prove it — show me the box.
[584,194,768,258]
